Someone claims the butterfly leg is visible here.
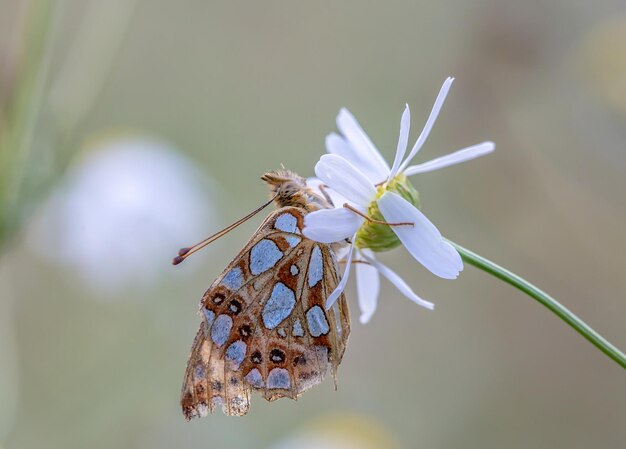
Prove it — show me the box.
[317,183,336,207]
[342,203,414,227]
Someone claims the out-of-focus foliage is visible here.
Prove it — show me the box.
[1,1,625,448]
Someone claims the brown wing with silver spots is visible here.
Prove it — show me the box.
[180,207,350,418]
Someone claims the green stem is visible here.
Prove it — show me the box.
[448,240,626,370]
[0,0,54,247]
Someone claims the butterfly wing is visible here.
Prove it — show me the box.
[180,207,350,418]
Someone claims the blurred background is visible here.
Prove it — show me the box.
[1,0,626,448]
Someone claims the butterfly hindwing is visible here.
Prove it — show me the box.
[180,207,350,418]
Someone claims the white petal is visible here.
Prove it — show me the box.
[404,141,495,176]
[326,133,352,157]
[306,177,324,196]
[361,252,434,310]
[303,208,364,243]
[306,177,349,209]
[333,244,351,261]
[307,176,322,186]
[388,104,411,180]
[336,108,390,182]
[315,154,376,206]
[399,77,454,172]
[326,132,388,185]
[377,191,463,279]
[326,241,355,309]
[355,249,380,323]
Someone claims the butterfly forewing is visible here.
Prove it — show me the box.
[181,206,350,418]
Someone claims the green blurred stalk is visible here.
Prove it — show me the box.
[0,0,54,251]
[0,0,137,253]
[449,240,626,370]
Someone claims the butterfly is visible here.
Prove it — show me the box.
[175,169,351,418]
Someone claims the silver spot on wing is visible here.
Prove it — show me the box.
[250,239,283,276]
[306,305,330,337]
[225,340,247,369]
[308,245,323,287]
[274,213,298,233]
[245,368,264,388]
[222,266,243,291]
[211,314,233,347]
[292,319,304,337]
[267,368,291,389]
[262,282,296,329]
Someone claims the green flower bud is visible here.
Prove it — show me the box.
[354,175,420,252]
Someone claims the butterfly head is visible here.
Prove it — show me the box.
[261,168,329,211]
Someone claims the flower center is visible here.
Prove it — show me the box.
[354,174,420,252]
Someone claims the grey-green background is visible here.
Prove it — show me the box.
[1,1,625,448]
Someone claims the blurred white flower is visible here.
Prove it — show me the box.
[29,136,215,296]
[304,78,494,322]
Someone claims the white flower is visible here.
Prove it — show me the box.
[28,136,216,298]
[303,77,494,323]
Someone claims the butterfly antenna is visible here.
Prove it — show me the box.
[172,193,278,265]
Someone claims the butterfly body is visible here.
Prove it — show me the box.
[180,170,350,418]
